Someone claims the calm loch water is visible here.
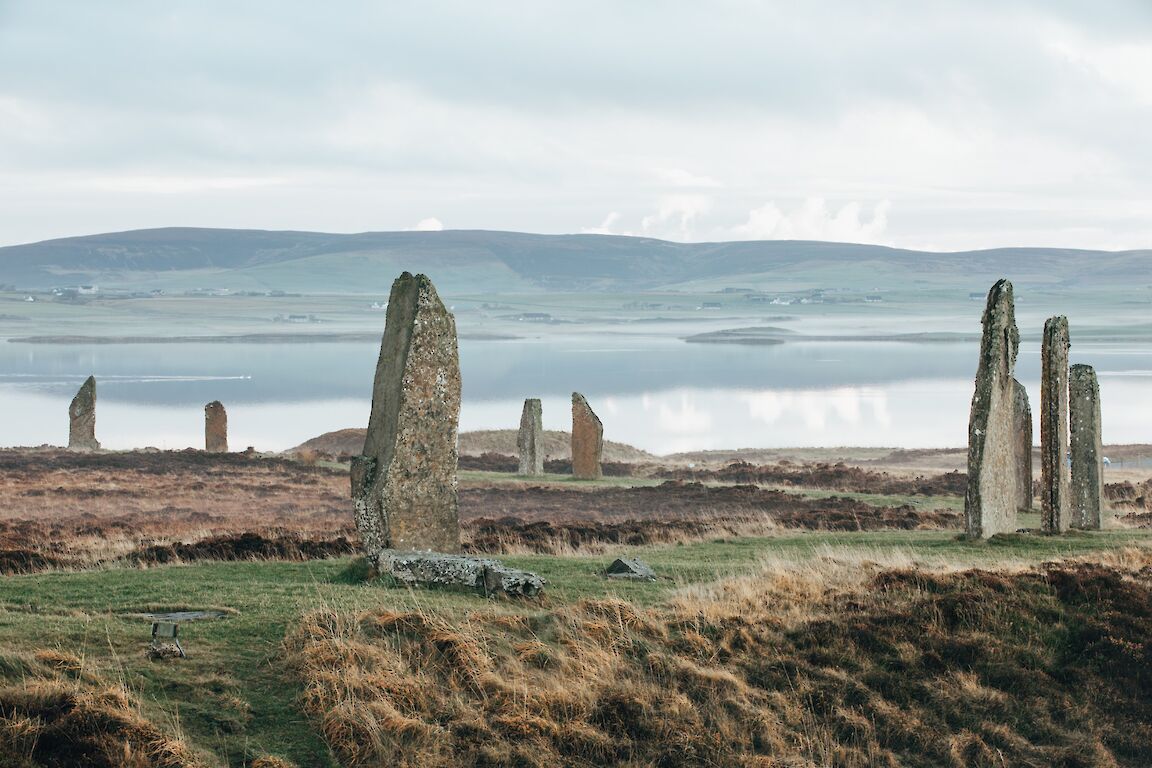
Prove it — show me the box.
[0,336,1149,453]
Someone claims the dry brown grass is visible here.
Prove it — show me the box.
[287,549,1152,767]
[0,652,201,767]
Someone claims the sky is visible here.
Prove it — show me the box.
[1,1,1151,251]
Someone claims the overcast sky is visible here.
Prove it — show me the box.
[1,1,1151,250]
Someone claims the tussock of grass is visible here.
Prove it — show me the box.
[0,653,200,767]
[288,548,1152,767]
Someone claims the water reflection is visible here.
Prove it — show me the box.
[0,337,1148,453]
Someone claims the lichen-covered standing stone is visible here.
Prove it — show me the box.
[965,280,1020,538]
[1069,363,1103,530]
[352,272,461,554]
[68,375,100,450]
[1012,378,1033,512]
[571,392,603,480]
[1041,316,1072,533]
[517,398,543,476]
[204,401,228,453]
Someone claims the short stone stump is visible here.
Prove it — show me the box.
[373,550,546,598]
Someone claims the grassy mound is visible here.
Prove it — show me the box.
[288,553,1152,767]
[0,650,199,767]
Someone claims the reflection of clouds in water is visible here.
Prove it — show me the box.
[742,387,882,431]
[657,391,713,434]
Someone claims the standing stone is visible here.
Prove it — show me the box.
[517,398,544,476]
[204,401,228,453]
[1012,378,1033,511]
[571,392,603,480]
[965,280,1020,538]
[352,272,461,555]
[68,376,100,450]
[1069,363,1103,530]
[1041,316,1072,533]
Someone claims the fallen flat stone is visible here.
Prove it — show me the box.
[606,558,657,581]
[353,272,462,555]
[375,550,545,598]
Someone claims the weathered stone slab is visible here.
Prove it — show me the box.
[964,280,1020,538]
[517,398,543,476]
[571,392,603,480]
[204,401,228,453]
[1069,363,1103,530]
[1041,316,1072,533]
[353,272,461,555]
[376,550,545,598]
[606,558,657,581]
[1013,378,1032,511]
[68,375,100,450]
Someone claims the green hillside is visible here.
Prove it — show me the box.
[1,227,1149,296]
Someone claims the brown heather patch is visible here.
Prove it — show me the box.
[0,652,200,767]
[656,460,968,496]
[0,450,958,571]
[287,551,1152,767]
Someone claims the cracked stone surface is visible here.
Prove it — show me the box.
[1069,363,1103,530]
[353,272,461,555]
[965,280,1020,538]
[204,401,228,453]
[375,550,545,598]
[1013,378,1033,512]
[1041,315,1072,533]
[517,398,543,476]
[571,392,603,480]
[68,376,100,450]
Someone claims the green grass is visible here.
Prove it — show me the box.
[3,528,1151,765]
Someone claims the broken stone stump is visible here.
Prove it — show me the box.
[376,550,545,598]
[517,398,544,476]
[606,558,657,581]
[204,401,228,453]
[1069,363,1103,530]
[571,392,603,480]
[964,280,1020,538]
[352,272,461,556]
[68,375,100,450]
[1041,316,1072,533]
[1013,378,1032,511]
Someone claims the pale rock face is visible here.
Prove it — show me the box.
[965,280,1020,538]
[571,392,603,480]
[517,398,543,476]
[68,376,100,450]
[1069,363,1103,530]
[204,401,228,453]
[1041,316,1072,533]
[1012,378,1033,512]
[353,272,461,555]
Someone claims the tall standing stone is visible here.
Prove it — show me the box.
[517,398,544,476]
[204,401,228,453]
[571,392,603,480]
[352,273,461,555]
[1069,363,1103,530]
[964,280,1020,538]
[68,376,100,450]
[1012,378,1033,511]
[1041,316,1072,533]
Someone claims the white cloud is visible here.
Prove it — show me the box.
[656,168,722,188]
[728,198,892,244]
[414,217,444,231]
[640,195,712,240]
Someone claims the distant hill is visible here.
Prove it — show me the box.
[0,226,1148,294]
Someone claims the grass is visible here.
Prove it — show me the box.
[3,528,1152,765]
